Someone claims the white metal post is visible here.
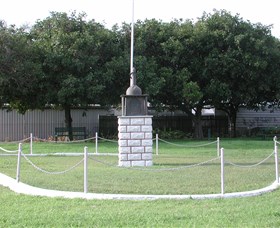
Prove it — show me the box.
[156,133,159,155]
[95,132,98,154]
[16,143,22,183]
[220,148,225,195]
[30,133,33,155]
[130,0,135,82]
[84,146,88,193]
[217,137,220,157]
[274,137,279,183]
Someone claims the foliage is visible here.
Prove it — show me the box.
[1,10,280,140]
[193,10,280,136]
[135,19,194,112]
[154,129,191,139]
[0,21,45,112]
[30,12,118,139]
[31,12,113,105]
[147,10,280,138]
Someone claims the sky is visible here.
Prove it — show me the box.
[0,0,279,38]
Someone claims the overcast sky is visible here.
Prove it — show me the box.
[1,0,279,37]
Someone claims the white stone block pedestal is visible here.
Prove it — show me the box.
[118,116,153,167]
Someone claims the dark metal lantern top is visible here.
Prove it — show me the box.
[121,68,148,116]
[126,85,142,95]
[126,68,142,95]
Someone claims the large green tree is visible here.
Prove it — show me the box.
[154,11,280,138]
[194,10,280,137]
[1,11,280,140]
[131,19,204,137]
[132,19,193,112]
[31,12,117,139]
[129,13,280,138]
[0,21,45,112]
[106,20,168,106]
[101,20,172,109]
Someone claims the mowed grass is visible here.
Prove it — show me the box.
[0,138,277,194]
[0,138,280,227]
[0,185,280,227]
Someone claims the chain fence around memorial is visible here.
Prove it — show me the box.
[0,135,278,195]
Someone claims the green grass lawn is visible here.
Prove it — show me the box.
[1,185,280,227]
[0,138,279,227]
[0,138,277,194]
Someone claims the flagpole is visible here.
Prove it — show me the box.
[130,0,135,85]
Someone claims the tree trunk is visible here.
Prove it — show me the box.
[228,106,238,138]
[193,106,204,139]
[64,105,73,141]
[227,114,233,138]
[230,111,237,138]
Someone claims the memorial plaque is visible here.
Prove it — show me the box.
[122,95,148,116]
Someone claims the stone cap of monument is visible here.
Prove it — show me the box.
[126,85,142,95]
[126,67,142,95]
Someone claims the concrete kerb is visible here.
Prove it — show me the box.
[0,173,279,200]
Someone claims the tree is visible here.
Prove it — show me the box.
[132,19,207,138]
[130,13,280,138]
[122,19,205,137]
[102,20,171,109]
[98,23,131,106]
[31,12,116,140]
[0,21,45,112]
[156,10,280,138]
[134,19,193,112]
[194,10,280,137]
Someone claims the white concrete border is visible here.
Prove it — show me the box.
[1,173,279,200]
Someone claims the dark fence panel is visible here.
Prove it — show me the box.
[98,116,118,138]
[152,116,192,132]
[99,115,228,138]
[201,116,229,138]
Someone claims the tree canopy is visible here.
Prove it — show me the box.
[1,10,280,139]
[0,21,45,112]
[191,11,280,137]
[30,12,118,139]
